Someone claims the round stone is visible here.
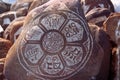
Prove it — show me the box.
[17,10,93,80]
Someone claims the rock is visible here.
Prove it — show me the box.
[0,38,12,58]
[0,11,17,30]
[0,25,4,38]
[4,0,110,80]
[0,1,11,14]
[80,0,114,14]
[0,58,5,80]
[103,13,120,43]
[114,14,120,80]
[103,12,120,80]
[10,0,33,11]
[88,23,112,80]
[3,17,25,44]
[86,8,111,27]
[28,0,50,11]
[0,11,26,30]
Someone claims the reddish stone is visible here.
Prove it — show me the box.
[80,0,114,14]
[86,8,111,27]
[3,0,111,80]
[103,13,120,43]
[28,0,50,11]
[0,58,5,80]
[0,2,11,14]
[3,17,25,44]
[0,38,12,58]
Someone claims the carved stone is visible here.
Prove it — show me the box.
[4,0,110,80]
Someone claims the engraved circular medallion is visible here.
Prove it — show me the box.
[17,10,93,80]
[41,30,65,53]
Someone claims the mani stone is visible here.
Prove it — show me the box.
[4,0,109,80]
[0,38,12,58]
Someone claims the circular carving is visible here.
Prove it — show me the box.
[17,10,93,80]
[41,30,65,53]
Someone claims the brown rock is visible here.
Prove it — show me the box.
[0,1,11,14]
[3,17,25,44]
[10,0,33,11]
[0,11,26,30]
[103,13,120,80]
[28,0,50,11]
[0,58,5,80]
[86,8,111,27]
[80,0,114,14]
[0,38,12,58]
[103,13,120,43]
[89,23,112,80]
[4,0,110,80]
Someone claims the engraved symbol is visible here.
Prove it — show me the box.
[25,48,39,63]
[41,14,65,30]
[62,20,84,42]
[24,44,44,64]
[62,46,83,66]
[65,23,79,37]
[26,26,44,40]
[41,55,64,75]
[18,10,93,79]
[64,48,80,62]
[42,31,65,53]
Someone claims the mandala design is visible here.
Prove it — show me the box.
[17,10,93,80]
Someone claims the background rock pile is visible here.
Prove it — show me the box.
[0,0,120,80]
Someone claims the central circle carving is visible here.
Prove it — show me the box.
[42,30,65,53]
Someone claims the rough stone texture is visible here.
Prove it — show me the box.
[0,10,27,30]
[80,0,114,14]
[103,13,120,43]
[114,14,120,80]
[10,0,33,11]
[0,38,12,58]
[88,23,112,80]
[28,0,50,11]
[3,0,110,80]
[0,2,11,14]
[86,8,111,27]
[103,13,120,80]
[0,58,5,80]
[3,17,25,44]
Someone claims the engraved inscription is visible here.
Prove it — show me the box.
[42,31,65,53]
[62,46,83,66]
[18,10,93,80]
[24,44,43,64]
[41,55,64,75]
[41,14,65,30]
[26,26,44,40]
[62,20,84,42]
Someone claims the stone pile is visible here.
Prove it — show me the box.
[0,0,119,80]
